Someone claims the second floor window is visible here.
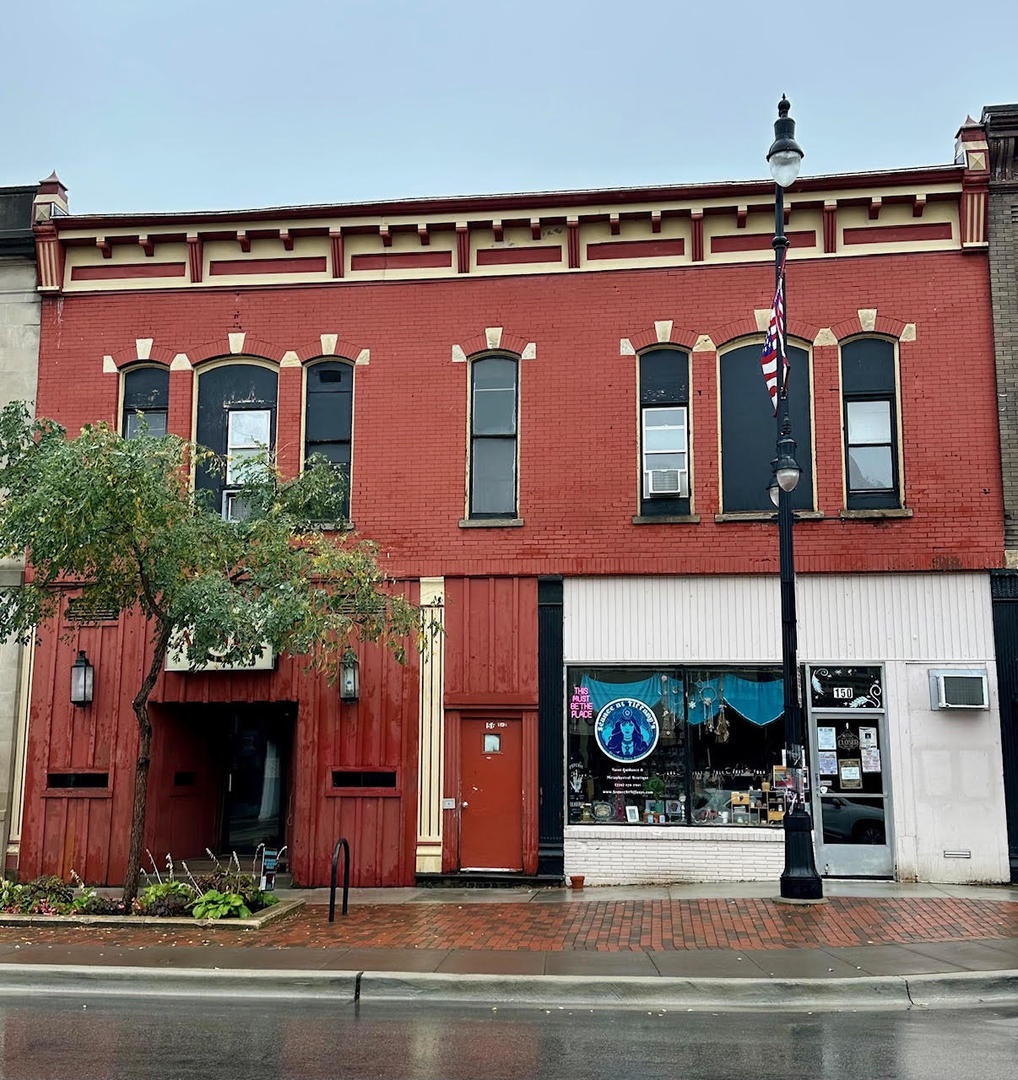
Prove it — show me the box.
[720,342,813,513]
[195,363,277,519]
[470,355,518,518]
[639,349,690,516]
[122,366,169,438]
[304,360,353,520]
[842,338,900,510]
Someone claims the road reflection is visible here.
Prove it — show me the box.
[0,995,1014,1079]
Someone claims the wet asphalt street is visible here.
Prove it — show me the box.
[0,995,1015,1079]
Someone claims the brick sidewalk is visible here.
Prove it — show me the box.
[1,896,1016,953]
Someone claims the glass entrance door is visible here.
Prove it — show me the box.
[222,711,290,854]
[806,665,893,877]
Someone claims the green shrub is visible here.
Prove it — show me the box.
[192,871,275,911]
[190,889,252,920]
[21,876,74,905]
[70,891,129,916]
[138,880,195,917]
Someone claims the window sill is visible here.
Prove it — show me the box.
[631,514,701,525]
[714,510,824,523]
[839,508,912,520]
[459,517,524,528]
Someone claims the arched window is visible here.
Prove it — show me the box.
[195,363,278,520]
[720,342,813,513]
[469,355,518,519]
[639,349,690,516]
[841,338,900,510]
[304,360,353,519]
[121,366,169,438]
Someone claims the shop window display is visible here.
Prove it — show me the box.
[567,666,789,826]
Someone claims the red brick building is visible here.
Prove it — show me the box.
[14,120,1011,887]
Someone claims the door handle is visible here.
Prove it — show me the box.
[461,800,469,808]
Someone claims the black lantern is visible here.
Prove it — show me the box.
[70,650,94,706]
[339,648,360,702]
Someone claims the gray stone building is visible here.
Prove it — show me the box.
[985,104,1018,881]
[0,180,51,872]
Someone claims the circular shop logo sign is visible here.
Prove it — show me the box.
[594,698,659,764]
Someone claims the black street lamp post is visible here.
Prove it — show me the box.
[766,96,824,902]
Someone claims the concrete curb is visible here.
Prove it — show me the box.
[0,963,1015,1011]
[0,898,304,931]
[0,964,357,1001]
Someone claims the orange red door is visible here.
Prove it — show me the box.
[459,717,523,871]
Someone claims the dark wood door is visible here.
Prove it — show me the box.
[459,717,523,871]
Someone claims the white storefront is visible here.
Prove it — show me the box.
[563,573,1010,885]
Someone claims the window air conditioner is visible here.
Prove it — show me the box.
[928,669,989,710]
[646,469,682,495]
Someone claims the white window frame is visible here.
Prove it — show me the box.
[642,405,689,498]
[226,409,271,486]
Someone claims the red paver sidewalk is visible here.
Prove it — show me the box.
[1,896,1016,953]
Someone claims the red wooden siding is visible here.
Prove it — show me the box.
[20,590,420,888]
[440,578,540,874]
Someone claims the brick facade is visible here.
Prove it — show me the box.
[35,248,1002,579]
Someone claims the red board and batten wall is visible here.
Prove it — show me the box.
[441,577,539,875]
[20,591,420,887]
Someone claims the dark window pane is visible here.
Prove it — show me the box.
[123,367,169,411]
[307,442,350,468]
[472,356,517,391]
[308,362,352,393]
[473,387,516,434]
[306,391,352,439]
[841,339,895,394]
[721,344,812,512]
[640,349,688,405]
[471,437,516,515]
[47,772,109,789]
[821,796,886,845]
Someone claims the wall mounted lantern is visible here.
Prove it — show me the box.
[70,650,94,706]
[339,648,360,702]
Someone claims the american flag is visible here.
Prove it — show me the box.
[760,256,787,413]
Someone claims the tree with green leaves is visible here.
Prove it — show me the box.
[0,401,420,902]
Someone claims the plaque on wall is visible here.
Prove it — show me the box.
[810,667,883,710]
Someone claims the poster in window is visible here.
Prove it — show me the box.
[861,748,881,773]
[859,726,878,749]
[817,726,836,751]
[839,759,863,789]
[809,666,883,710]
[594,699,660,764]
[818,751,838,775]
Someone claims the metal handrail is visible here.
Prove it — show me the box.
[328,837,350,921]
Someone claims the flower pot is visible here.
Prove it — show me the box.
[569,875,585,890]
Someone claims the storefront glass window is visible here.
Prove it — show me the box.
[567,665,788,827]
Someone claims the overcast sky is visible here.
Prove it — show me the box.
[3,1,1016,215]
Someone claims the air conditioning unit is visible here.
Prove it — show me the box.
[928,669,989,710]
[222,489,250,522]
[646,469,682,495]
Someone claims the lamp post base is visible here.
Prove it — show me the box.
[779,805,824,901]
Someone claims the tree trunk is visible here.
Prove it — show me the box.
[122,621,173,905]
